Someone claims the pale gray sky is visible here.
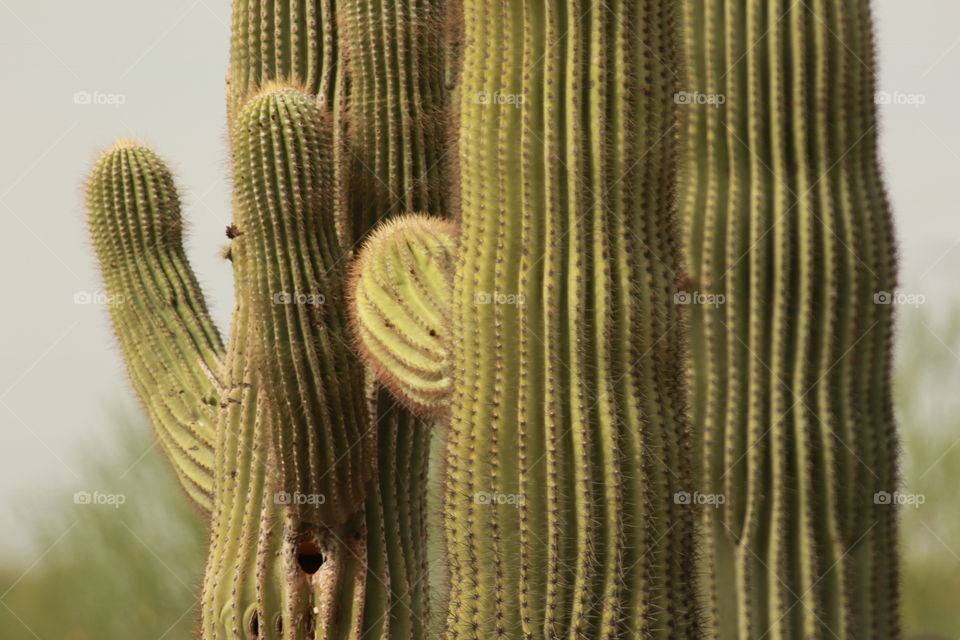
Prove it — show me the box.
[1,1,959,557]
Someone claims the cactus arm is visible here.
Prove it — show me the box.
[232,85,372,528]
[349,215,457,418]
[445,1,699,638]
[85,142,225,513]
[682,0,900,637]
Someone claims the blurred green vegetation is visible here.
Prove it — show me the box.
[0,311,958,638]
[0,412,206,639]
[898,311,960,638]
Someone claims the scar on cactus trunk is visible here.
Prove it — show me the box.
[351,1,701,638]
[680,0,900,638]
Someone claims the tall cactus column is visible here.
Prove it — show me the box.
[680,1,899,638]
[446,1,698,637]
[352,1,702,637]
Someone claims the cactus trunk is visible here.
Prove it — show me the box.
[442,1,698,638]
[680,0,899,637]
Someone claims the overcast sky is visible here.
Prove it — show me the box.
[1,0,959,556]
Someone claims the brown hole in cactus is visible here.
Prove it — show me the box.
[248,612,259,637]
[273,613,283,635]
[297,541,324,574]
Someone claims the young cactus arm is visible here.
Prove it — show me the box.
[231,85,372,528]
[349,214,457,418]
[681,0,899,637]
[85,142,225,512]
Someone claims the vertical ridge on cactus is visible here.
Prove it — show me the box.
[680,0,900,638]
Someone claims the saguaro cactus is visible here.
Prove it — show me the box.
[680,1,899,638]
[351,1,700,638]
[86,1,448,638]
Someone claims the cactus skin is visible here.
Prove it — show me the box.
[351,0,699,637]
[349,215,457,418]
[86,142,225,513]
[680,1,899,638]
[230,86,371,528]
[447,3,697,635]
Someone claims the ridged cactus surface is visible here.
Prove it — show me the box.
[680,1,899,638]
[86,143,224,513]
[350,215,457,418]
[352,1,701,638]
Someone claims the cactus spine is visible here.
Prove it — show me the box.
[680,1,899,638]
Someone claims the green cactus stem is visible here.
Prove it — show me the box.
[680,1,899,638]
[230,85,371,528]
[86,141,224,513]
[352,1,701,637]
[349,215,457,418]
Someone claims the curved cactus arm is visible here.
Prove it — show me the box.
[231,85,372,528]
[85,142,225,512]
[349,214,457,418]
